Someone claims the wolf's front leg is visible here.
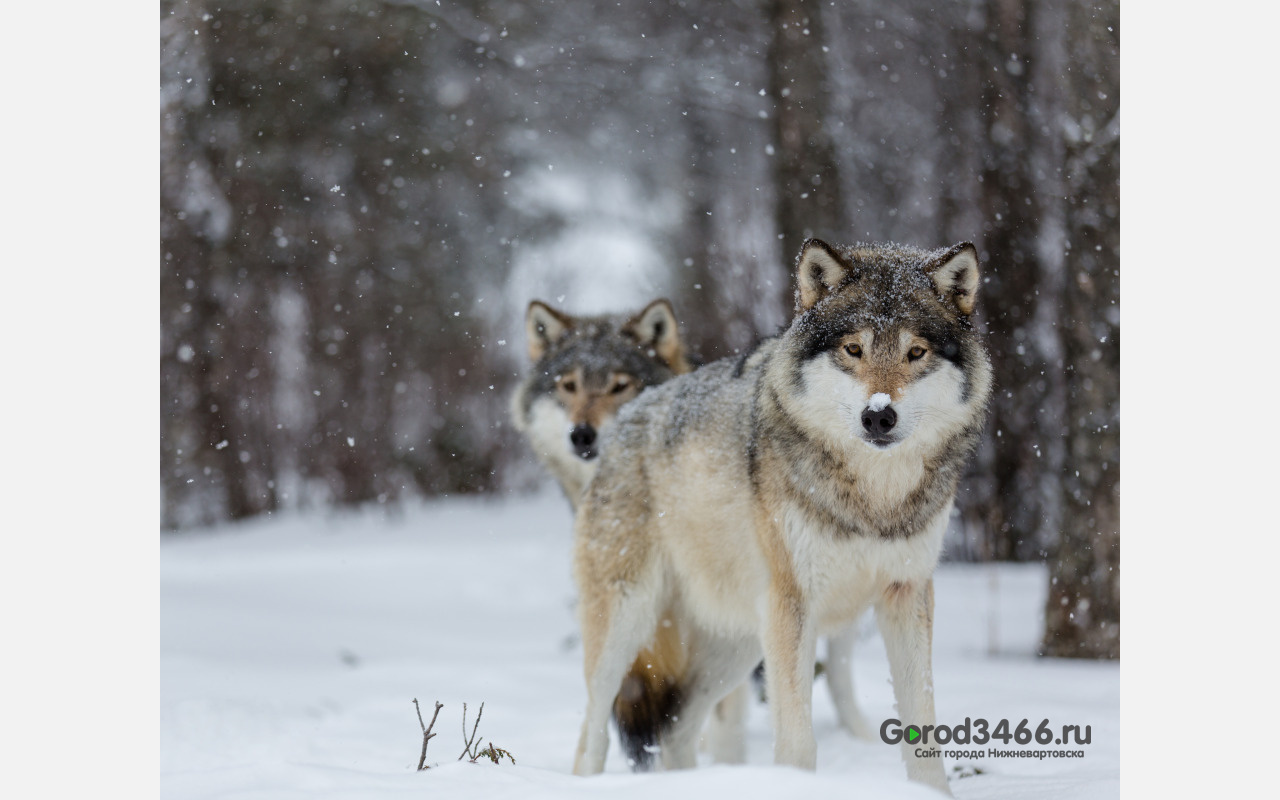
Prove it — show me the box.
[762,580,819,770]
[876,578,951,795]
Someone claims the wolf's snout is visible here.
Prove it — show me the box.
[861,406,897,436]
[570,424,598,460]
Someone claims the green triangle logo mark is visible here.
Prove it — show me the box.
[907,727,920,742]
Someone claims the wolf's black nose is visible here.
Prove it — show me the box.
[861,406,897,435]
[570,424,598,459]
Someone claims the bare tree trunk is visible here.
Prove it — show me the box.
[768,0,846,314]
[976,0,1055,561]
[676,103,730,362]
[1042,0,1120,659]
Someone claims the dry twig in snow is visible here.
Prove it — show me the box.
[458,702,485,761]
[413,698,444,771]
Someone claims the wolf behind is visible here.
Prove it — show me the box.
[510,297,692,510]
[571,238,993,793]
[511,297,716,764]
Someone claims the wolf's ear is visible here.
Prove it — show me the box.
[795,238,850,312]
[624,298,688,372]
[927,243,980,316]
[526,300,573,362]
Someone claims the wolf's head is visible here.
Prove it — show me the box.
[783,238,992,453]
[518,298,690,462]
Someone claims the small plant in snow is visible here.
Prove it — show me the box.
[412,699,515,769]
[457,702,516,765]
[471,742,516,765]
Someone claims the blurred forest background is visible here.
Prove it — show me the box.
[160,0,1118,657]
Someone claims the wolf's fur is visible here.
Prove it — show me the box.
[511,298,692,510]
[570,238,992,792]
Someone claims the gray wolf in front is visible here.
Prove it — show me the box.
[511,298,692,510]
[571,238,992,793]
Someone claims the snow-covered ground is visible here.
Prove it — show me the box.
[161,491,1119,799]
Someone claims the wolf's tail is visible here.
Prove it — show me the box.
[611,614,687,770]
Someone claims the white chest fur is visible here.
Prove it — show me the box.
[781,501,950,632]
[524,396,595,498]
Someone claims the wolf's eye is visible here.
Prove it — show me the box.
[561,379,577,393]
[844,343,863,358]
[908,346,927,362]
[610,378,631,394]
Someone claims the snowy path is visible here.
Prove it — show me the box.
[161,492,1118,799]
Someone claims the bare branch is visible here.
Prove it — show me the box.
[413,699,444,771]
[458,701,486,761]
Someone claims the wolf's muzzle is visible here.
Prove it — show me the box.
[861,405,898,444]
[570,424,598,460]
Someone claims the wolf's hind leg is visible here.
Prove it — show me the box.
[573,582,662,775]
[876,579,951,795]
[704,682,750,764]
[824,625,875,741]
[661,635,760,769]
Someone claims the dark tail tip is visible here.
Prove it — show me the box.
[612,670,682,771]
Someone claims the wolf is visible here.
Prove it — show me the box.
[570,238,992,793]
[510,297,692,509]
[514,295,876,767]
[511,297,731,762]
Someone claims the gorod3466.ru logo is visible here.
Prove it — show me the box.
[880,717,1091,747]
